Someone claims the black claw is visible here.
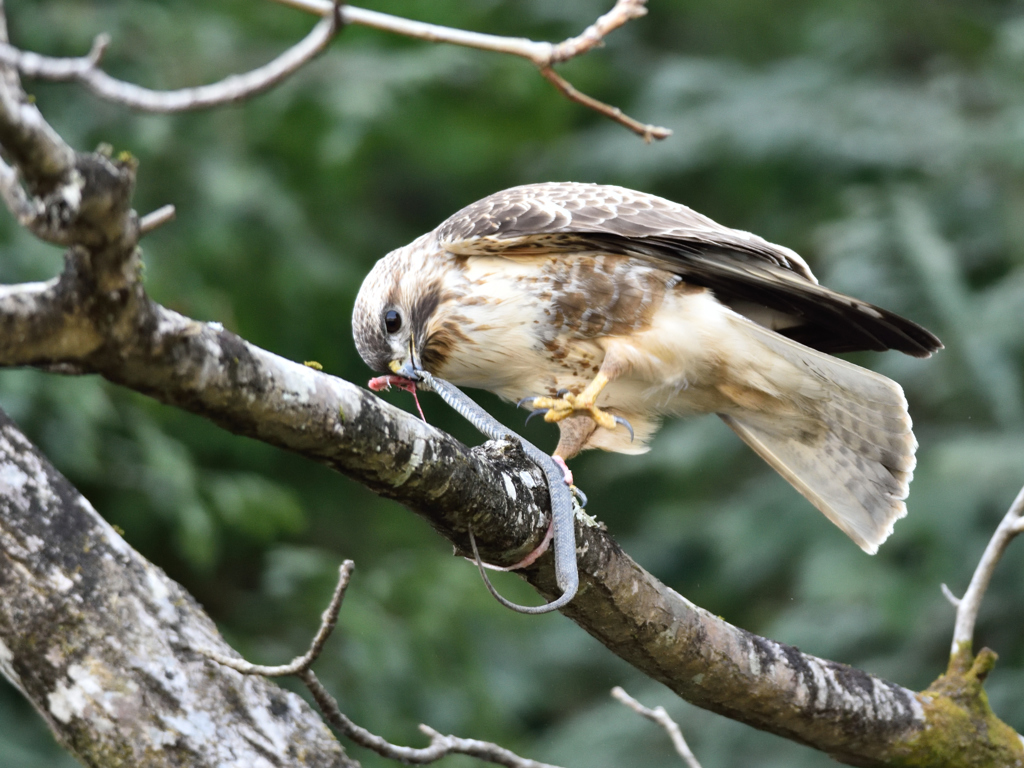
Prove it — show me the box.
[572,486,588,507]
[556,388,571,398]
[525,408,549,425]
[517,396,537,409]
[614,415,635,442]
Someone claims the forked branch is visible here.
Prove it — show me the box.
[612,687,703,768]
[0,0,667,139]
[946,483,1024,657]
[0,0,344,113]
[273,0,670,140]
[199,562,564,768]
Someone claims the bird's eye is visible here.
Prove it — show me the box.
[384,309,402,335]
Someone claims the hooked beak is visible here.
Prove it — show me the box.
[389,359,421,380]
[388,334,422,380]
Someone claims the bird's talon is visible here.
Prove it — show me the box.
[614,415,635,442]
[556,388,571,398]
[517,396,537,409]
[525,408,549,425]
[571,485,588,507]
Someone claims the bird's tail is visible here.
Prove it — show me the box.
[719,321,916,554]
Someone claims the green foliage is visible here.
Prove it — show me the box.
[2,1,1023,765]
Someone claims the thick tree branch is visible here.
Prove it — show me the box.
[0,409,353,767]
[6,269,1022,764]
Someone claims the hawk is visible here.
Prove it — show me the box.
[352,183,941,554]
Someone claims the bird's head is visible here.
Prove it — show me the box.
[352,238,450,381]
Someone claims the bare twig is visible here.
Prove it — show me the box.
[612,687,703,768]
[0,0,343,113]
[303,669,561,768]
[273,0,670,140]
[0,0,668,138]
[940,583,961,608]
[548,0,648,63]
[138,204,176,235]
[198,560,563,768]
[278,0,547,58]
[539,66,670,142]
[950,483,1024,656]
[197,560,354,676]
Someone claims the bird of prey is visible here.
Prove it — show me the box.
[352,183,941,554]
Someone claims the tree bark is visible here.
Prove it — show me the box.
[0,408,353,767]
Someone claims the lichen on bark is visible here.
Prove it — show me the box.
[0,411,352,767]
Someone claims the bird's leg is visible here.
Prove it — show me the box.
[553,454,588,508]
[491,395,606,574]
[552,455,574,486]
[520,371,634,439]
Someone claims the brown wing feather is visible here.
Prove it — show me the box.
[434,182,942,358]
[436,182,816,278]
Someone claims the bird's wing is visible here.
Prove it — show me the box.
[434,182,942,358]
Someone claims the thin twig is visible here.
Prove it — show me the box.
[612,687,703,768]
[197,560,353,676]
[539,66,670,142]
[197,560,563,768]
[0,0,343,113]
[278,0,554,60]
[940,583,961,608]
[303,669,561,768]
[273,0,670,141]
[950,483,1024,656]
[548,0,648,64]
[139,204,176,235]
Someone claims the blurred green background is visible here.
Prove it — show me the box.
[1,1,1023,766]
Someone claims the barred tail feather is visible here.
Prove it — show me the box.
[721,322,916,554]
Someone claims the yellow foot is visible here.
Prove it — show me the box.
[518,383,634,441]
[522,391,619,428]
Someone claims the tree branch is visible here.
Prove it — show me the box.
[199,562,564,768]
[273,0,671,140]
[138,203,175,235]
[612,687,703,768]
[0,409,353,767]
[0,0,668,138]
[538,65,665,143]
[0,1,344,113]
[5,266,1017,763]
[948,484,1024,657]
